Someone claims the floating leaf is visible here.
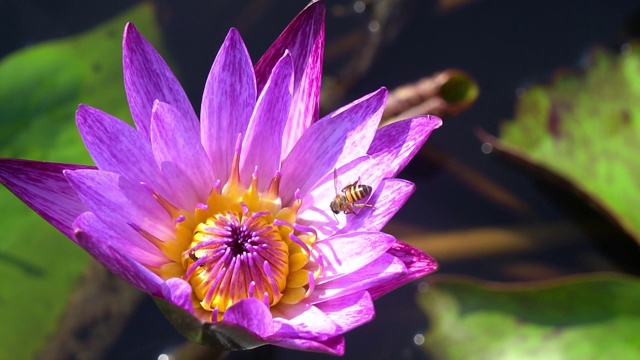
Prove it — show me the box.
[481,44,640,245]
[419,274,640,360]
[0,4,166,358]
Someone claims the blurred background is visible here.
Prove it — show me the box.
[1,0,640,359]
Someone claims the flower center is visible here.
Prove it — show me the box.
[137,139,321,322]
[185,208,289,314]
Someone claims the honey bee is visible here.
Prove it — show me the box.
[330,168,373,217]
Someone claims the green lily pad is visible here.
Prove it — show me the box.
[0,4,166,359]
[419,274,640,360]
[482,44,640,245]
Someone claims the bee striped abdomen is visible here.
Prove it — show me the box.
[344,184,372,203]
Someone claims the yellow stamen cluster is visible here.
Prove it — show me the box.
[137,155,321,322]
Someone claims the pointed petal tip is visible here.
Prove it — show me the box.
[369,86,389,102]
[122,23,141,46]
[227,27,240,37]
[75,104,92,124]
[123,22,138,36]
[428,114,444,128]
[75,103,109,121]
[397,113,443,131]
[218,27,251,60]
[304,0,326,14]
[391,240,439,276]
[151,98,162,110]
[378,86,389,101]
[223,27,245,47]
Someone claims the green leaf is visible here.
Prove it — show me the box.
[419,274,640,360]
[484,45,640,245]
[0,3,166,359]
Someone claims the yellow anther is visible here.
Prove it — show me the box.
[280,287,307,304]
[287,269,310,288]
[289,252,310,272]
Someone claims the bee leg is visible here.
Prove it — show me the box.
[352,203,373,215]
[344,203,356,215]
[353,203,374,210]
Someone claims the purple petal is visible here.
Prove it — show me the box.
[75,105,180,207]
[314,231,396,284]
[254,1,325,159]
[367,115,442,176]
[240,52,293,189]
[308,254,406,304]
[161,277,195,314]
[297,155,389,239]
[0,159,90,239]
[64,169,173,249]
[281,88,387,204]
[368,242,438,300]
[150,101,214,208]
[73,212,165,295]
[122,23,198,139]
[268,334,345,356]
[201,28,256,184]
[315,291,374,334]
[339,178,415,234]
[271,303,337,340]
[223,298,274,338]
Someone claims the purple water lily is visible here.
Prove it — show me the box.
[0,1,440,355]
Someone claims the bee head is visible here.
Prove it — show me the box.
[329,201,340,214]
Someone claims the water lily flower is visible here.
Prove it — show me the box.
[0,0,441,355]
